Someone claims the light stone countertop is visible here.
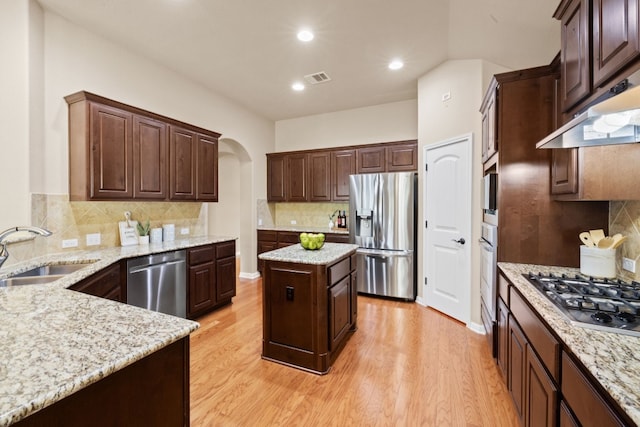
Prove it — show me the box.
[258,242,358,265]
[499,262,640,426]
[257,225,349,235]
[0,235,236,426]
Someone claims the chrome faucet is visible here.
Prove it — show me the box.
[0,226,53,269]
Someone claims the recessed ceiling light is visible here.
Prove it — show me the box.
[388,59,404,70]
[292,82,305,91]
[297,29,314,42]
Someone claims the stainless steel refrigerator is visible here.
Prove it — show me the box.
[349,172,417,301]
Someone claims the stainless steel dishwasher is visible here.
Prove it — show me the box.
[127,250,187,318]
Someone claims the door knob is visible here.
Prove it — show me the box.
[452,238,466,245]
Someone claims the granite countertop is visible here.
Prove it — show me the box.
[258,225,349,235]
[0,235,235,426]
[258,242,358,265]
[499,262,640,425]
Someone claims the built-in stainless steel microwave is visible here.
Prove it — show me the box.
[482,173,497,212]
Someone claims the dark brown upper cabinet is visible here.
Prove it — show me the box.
[556,0,590,112]
[65,91,220,202]
[555,0,640,114]
[133,116,168,199]
[331,149,357,201]
[267,154,286,202]
[266,140,416,202]
[592,0,640,88]
[357,146,386,173]
[287,153,309,202]
[308,151,332,202]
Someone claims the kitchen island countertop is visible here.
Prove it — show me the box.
[0,235,235,426]
[499,262,640,426]
[258,242,358,265]
[257,225,349,235]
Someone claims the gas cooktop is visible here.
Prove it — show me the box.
[523,272,640,337]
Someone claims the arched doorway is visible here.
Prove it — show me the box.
[208,137,256,277]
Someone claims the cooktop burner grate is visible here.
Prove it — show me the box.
[523,272,640,337]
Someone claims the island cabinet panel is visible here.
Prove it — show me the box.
[331,149,356,201]
[69,262,125,302]
[15,338,190,427]
[261,250,357,374]
[133,115,167,199]
[66,91,220,202]
[90,103,134,199]
[268,267,315,351]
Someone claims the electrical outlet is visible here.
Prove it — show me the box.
[291,220,297,225]
[62,239,78,248]
[623,257,636,273]
[180,227,189,235]
[86,233,101,246]
[441,91,451,102]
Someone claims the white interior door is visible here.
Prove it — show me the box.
[424,134,472,324]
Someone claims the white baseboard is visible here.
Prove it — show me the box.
[467,321,485,335]
[239,271,261,280]
[415,296,426,306]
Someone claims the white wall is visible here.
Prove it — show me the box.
[417,59,509,326]
[275,99,418,152]
[0,0,38,229]
[36,10,275,273]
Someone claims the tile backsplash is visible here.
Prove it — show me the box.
[273,202,349,228]
[2,194,206,268]
[609,201,640,281]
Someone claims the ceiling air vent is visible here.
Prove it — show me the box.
[304,71,331,85]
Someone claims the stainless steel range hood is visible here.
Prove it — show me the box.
[537,70,640,149]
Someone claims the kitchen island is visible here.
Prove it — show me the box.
[499,262,640,426]
[259,242,358,374]
[0,235,234,426]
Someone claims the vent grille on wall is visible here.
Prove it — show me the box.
[304,71,331,84]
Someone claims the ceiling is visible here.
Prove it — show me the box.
[36,0,561,121]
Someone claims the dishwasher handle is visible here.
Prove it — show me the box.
[128,259,185,274]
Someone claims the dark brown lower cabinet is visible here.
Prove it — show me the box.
[69,262,124,302]
[526,345,557,427]
[498,270,634,427]
[508,314,527,423]
[261,252,357,374]
[15,338,190,427]
[187,241,236,319]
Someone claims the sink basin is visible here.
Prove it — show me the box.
[0,275,65,287]
[10,262,95,278]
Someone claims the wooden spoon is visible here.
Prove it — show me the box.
[579,232,595,247]
[597,236,615,248]
[589,229,606,245]
[611,235,628,249]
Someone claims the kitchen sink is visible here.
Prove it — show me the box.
[0,261,96,287]
[9,262,95,278]
[0,275,66,287]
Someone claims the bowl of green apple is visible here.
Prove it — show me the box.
[299,232,325,250]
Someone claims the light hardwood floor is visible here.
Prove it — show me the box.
[190,278,519,426]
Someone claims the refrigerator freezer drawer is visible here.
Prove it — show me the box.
[356,249,415,300]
